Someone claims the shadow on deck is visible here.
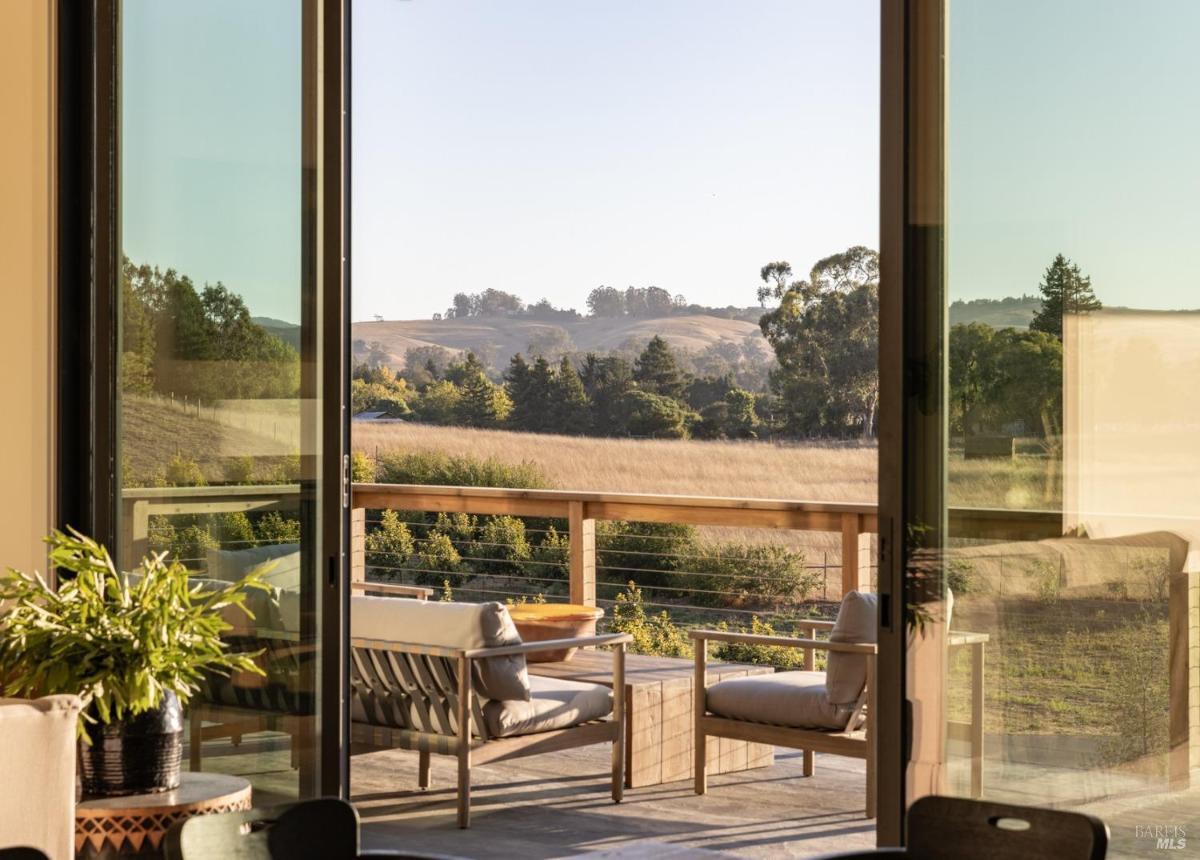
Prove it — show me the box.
[354,745,875,859]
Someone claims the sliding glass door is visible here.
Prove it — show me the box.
[103,0,347,802]
[886,1,1200,853]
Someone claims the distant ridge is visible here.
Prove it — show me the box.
[350,313,767,371]
[252,316,301,350]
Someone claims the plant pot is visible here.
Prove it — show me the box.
[507,604,606,662]
[79,691,184,797]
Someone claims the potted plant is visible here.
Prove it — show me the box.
[0,528,269,797]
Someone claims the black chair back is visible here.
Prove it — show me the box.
[907,795,1108,860]
[811,795,1108,860]
[0,849,51,860]
[165,798,359,860]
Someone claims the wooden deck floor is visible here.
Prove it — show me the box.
[353,744,875,859]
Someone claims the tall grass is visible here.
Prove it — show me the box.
[353,421,878,502]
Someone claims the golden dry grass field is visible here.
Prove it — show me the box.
[352,420,878,502]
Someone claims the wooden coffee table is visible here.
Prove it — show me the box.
[531,650,774,788]
[75,772,251,859]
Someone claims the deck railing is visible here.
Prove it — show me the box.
[350,483,887,608]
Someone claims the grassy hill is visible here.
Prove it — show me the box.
[350,313,766,370]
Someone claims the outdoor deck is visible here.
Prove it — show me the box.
[354,745,875,858]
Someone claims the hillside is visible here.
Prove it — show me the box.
[949,296,1041,329]
[350,313,767,370]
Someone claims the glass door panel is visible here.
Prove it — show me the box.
[904,2,1200,853]
[115,0,340,803]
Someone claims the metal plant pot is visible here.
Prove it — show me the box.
[79,691,184,797]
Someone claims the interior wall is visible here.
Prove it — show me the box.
[1065,309,1200,569]
[0,1,55,576]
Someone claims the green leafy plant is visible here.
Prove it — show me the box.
[0,529,269,738]
[609,581,690,658]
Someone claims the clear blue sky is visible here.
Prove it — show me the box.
[120,2,1200,325]
[949,0,1200,310]
[351,0,880,321]
[122,0,302,324]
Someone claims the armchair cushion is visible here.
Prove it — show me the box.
[352,596,530,702]
[482,675,612,737]
[705,670,853,731]
[0,695,83,860]
[826,591,878,705]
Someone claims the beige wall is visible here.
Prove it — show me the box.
[0,1,55,576]
[1065,310,1200,570]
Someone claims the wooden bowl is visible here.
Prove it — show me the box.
[506,604,606,662]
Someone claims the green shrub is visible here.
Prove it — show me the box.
[365,509,415,577]
[609,582,690,658]
[224,456,256,485]
[174,524,219,567]
[376,450,548,489]
[350,450,375,482]
[468,516,531,576]
[532,525,570,584]
[214,512,255,548]
[269,453,302,484]
[596,521,696,589]
[256,511,301,544]
[711,616,811,671]
[414,532,462,585]
[165,454,206,487]
[689,543,820,608]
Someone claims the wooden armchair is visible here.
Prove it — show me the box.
[349,596,631,828]
[692,591,878,818]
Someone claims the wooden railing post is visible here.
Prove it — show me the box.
[841,513,872,596]
[1169,569,1199,789]
[351,507,366,590]
[568,501,596,606]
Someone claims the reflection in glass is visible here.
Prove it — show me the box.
[911,2,1200,854]
[116,0,324,803]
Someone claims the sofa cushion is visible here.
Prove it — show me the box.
[825,591,877,705]
[351,596,530,702]
[482,675,612,738]
[705,671,852,731]
[206,543,302,633]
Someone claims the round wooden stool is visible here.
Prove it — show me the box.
[74,772,251,859]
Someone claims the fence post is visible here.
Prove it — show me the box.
[1169,569,1199,789]
[841,513,872,597]
[126,500,150,568]
[350,507,366,589]
[568,501,596,606]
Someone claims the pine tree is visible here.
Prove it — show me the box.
[1030,253,1101,339]
[550,356,591,435]
[456,355,505,427]
[633,335,686,399]
[524,355,556,433]
[504,353,535,431]
[580,353,634,435]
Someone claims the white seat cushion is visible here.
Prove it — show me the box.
[705,670,853,731]
[482,675,612,738]
[351,597,530,702]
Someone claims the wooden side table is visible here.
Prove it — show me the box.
[75,772,251,859]
[531,650,774,787]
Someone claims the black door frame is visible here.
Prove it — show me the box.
[877,0,946,847]
[55,0,350,800]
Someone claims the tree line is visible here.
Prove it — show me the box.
[438,285,762,323]
[353,335,766,440]
[121,256,299,402]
